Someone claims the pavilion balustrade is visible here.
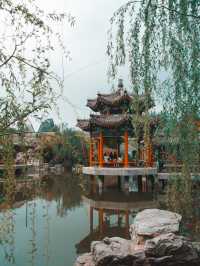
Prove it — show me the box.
[89,133,155,168]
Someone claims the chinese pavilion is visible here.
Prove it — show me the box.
[77,80,158,192]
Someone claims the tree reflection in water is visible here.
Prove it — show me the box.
[0,210,15,264]
[0,173,84,266]
[41,173,83,217]
[28,200,37,266]
[43,200,50,266]
[0,173,200,265]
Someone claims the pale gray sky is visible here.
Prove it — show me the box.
[34,0,129,129]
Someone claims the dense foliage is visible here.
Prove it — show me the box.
[40,122,89,166]
[38,119,59,133]
[108,0,200,214]
[0,0,74,205]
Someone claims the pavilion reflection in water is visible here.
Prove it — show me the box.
[76,181,157,255]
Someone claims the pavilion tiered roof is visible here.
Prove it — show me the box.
[87,89,154,114]
[77,114,159,137]
[77,79,157,136]
[87,89,131,113]
[77,114,132,132]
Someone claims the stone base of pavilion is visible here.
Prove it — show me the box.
[82,166,157,176]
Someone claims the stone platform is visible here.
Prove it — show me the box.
[82,166,157,176]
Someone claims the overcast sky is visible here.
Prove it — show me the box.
[34,0,130,129]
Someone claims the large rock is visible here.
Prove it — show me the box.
[91,237,136,266]
[192,242,200,256]
[75,233,200,266]
[74,237,145,266]
[130,209,182,243]
[144,233,200,266]
[74,235,200,266]
[74,209,200,266]
[74,253,94,266]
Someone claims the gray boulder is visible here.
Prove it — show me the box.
[74,209,200,266]
[144,233,200,265]
[74,253,94,266]
[74,237,145,266]
[192,242,200,256]
[74,234,200,266]
[91,237,136,266]
[130,209,182,244]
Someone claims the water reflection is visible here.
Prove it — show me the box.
[0,210,15,264]
[40,174,82,217]
[76,178,157,255]
[0,173,84,266]
[0,173,200,266]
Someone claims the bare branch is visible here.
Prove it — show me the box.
[1,104,49,131]
[0,44,17,68]
[13,55,49,75]
[13,56,62,85]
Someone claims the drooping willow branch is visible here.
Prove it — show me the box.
[113,1,200,21]
[108,0,200,213]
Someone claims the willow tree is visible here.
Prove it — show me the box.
[0,0,74,204]
[108,1,200,214]
[0,1,74,262]
[0,0,74,131]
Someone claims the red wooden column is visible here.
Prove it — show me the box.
[117,210,120,226]
[117,139,120,159]
[125,210,129,238]
[99,208,104,234]
[90,206,94,233]
[124,131,129,167]
[89,139,94,166]
[148,142,153,166]
[142,176,148,192]
[145,141,153,167]
[99,132,104,167]
[97,140,100,164]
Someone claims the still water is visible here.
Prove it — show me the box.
[0,173,199,266]
[0,174,87,266]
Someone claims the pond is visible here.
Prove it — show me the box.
[0,173,199,266]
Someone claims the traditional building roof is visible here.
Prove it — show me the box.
[87,89,154,114]
[76,119,90,132]
[77,79,156,136]
[77,114,159,134]
[77,114,132,131]
[90,114,131,128]
[87,89,132,113]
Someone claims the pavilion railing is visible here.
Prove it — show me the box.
[89,160,155,168]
